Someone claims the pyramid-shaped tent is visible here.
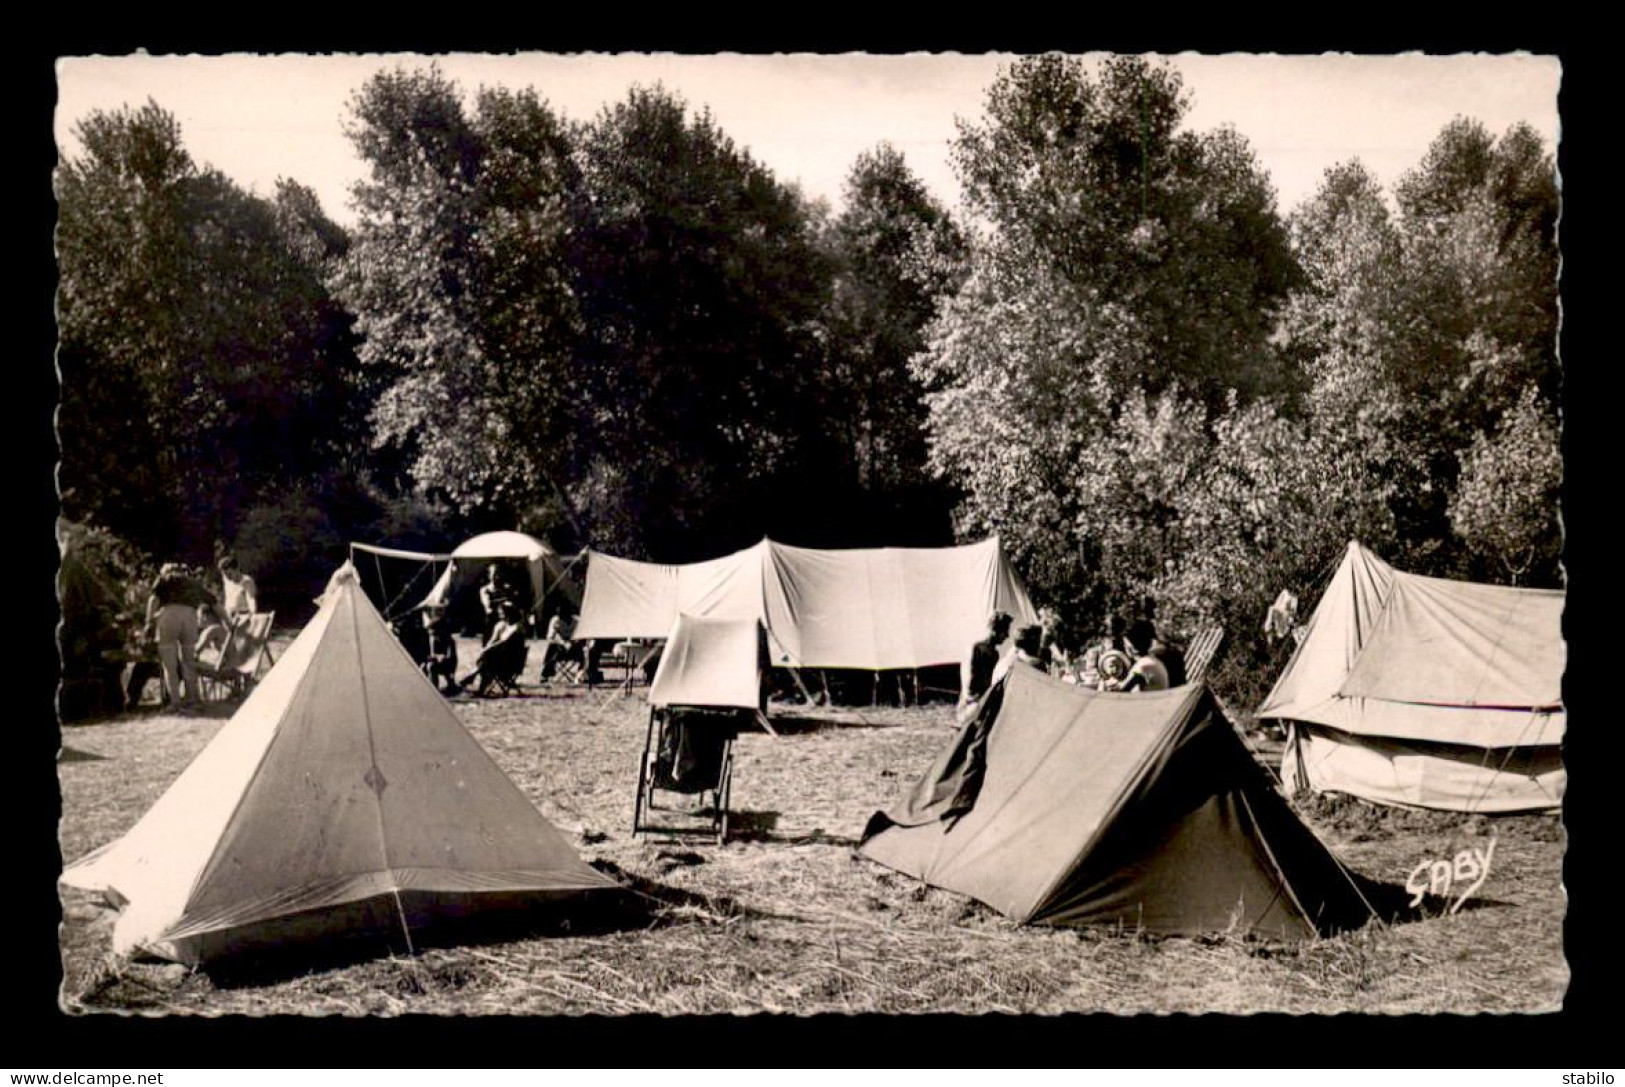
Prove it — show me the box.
[860,663,1378,941]
[61,564,617,964]
[1256,541,1565,813]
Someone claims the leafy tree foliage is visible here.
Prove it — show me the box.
[58,519,157,719]
[915,61,1559,711]
[59,67,1560,682]
[1448,384,1562,585]
[335,68,587,539]
[57,101,363,574]
[570,85,838,557]
[949,55,1300,408]
[820,143,967,542]
[917,56,1301,626]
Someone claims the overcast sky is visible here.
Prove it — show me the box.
[54,52,1561,226]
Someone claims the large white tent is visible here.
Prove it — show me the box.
[1256,541,1565,814]
[573,537,1037,670]
[61,564,617,964]
[421,531,581,614]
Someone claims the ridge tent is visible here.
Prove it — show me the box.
[60,563,618,965]
[574,537,1036,671]
[1256,541,1565,814]
[860,663,1379,941]
[421,531,583,617]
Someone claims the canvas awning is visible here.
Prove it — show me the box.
[574,537,1036,670]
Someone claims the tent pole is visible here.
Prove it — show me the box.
[785,666,817,707]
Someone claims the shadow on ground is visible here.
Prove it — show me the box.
[190,857,796,991]
[764,714,914,735]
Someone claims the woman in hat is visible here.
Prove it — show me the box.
[144,562,215,710]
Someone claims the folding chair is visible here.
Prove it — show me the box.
[196,612,276,701]
[1183,625,1226,685]
[632,614,770,844]
[537,639,584,685]
[633,706,743,845]
[478,636,528,696]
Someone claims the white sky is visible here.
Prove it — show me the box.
[53,52,1561,226]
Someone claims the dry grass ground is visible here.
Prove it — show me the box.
[56,643,1567,1017]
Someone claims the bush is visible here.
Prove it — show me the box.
[58,520,156,720]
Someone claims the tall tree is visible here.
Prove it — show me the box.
[57,101,360,563]
[821,143,966,542]
[914,55,1300,617]
[571,85,835,557]
[948,54,1300,408]
[335,68,587,540]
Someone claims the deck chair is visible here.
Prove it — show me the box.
[195,612,276,701]
[1183,625,1226,685]
[632,614,767,845]
[634,706,745,844]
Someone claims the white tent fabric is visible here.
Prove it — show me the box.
[648,614,764,710]
[420,531,582,614]
[61,564,616,964]
[1258,541,1566,813]
[574,537,1037,670]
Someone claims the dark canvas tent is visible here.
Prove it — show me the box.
[861,663,1378,941]
[1256,541,1565,813]
[61,564,618,964]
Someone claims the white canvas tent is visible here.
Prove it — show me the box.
[574,537,1037,671]
[1257,541,1565,813]
[648,613,765,711]
[421,531,582,616]
[61,564,617,964]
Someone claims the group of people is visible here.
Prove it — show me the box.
[139,554,258,711]
[391,563,599,697]
[399,595,527,698]
[958,607,1186,716]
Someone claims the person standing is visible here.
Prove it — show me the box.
[145,563,213,710]
[218,554,257,620]
[958,610,1013,715]
[199,554,258,654]
[477,565,507,643]
[421,602,459,694]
